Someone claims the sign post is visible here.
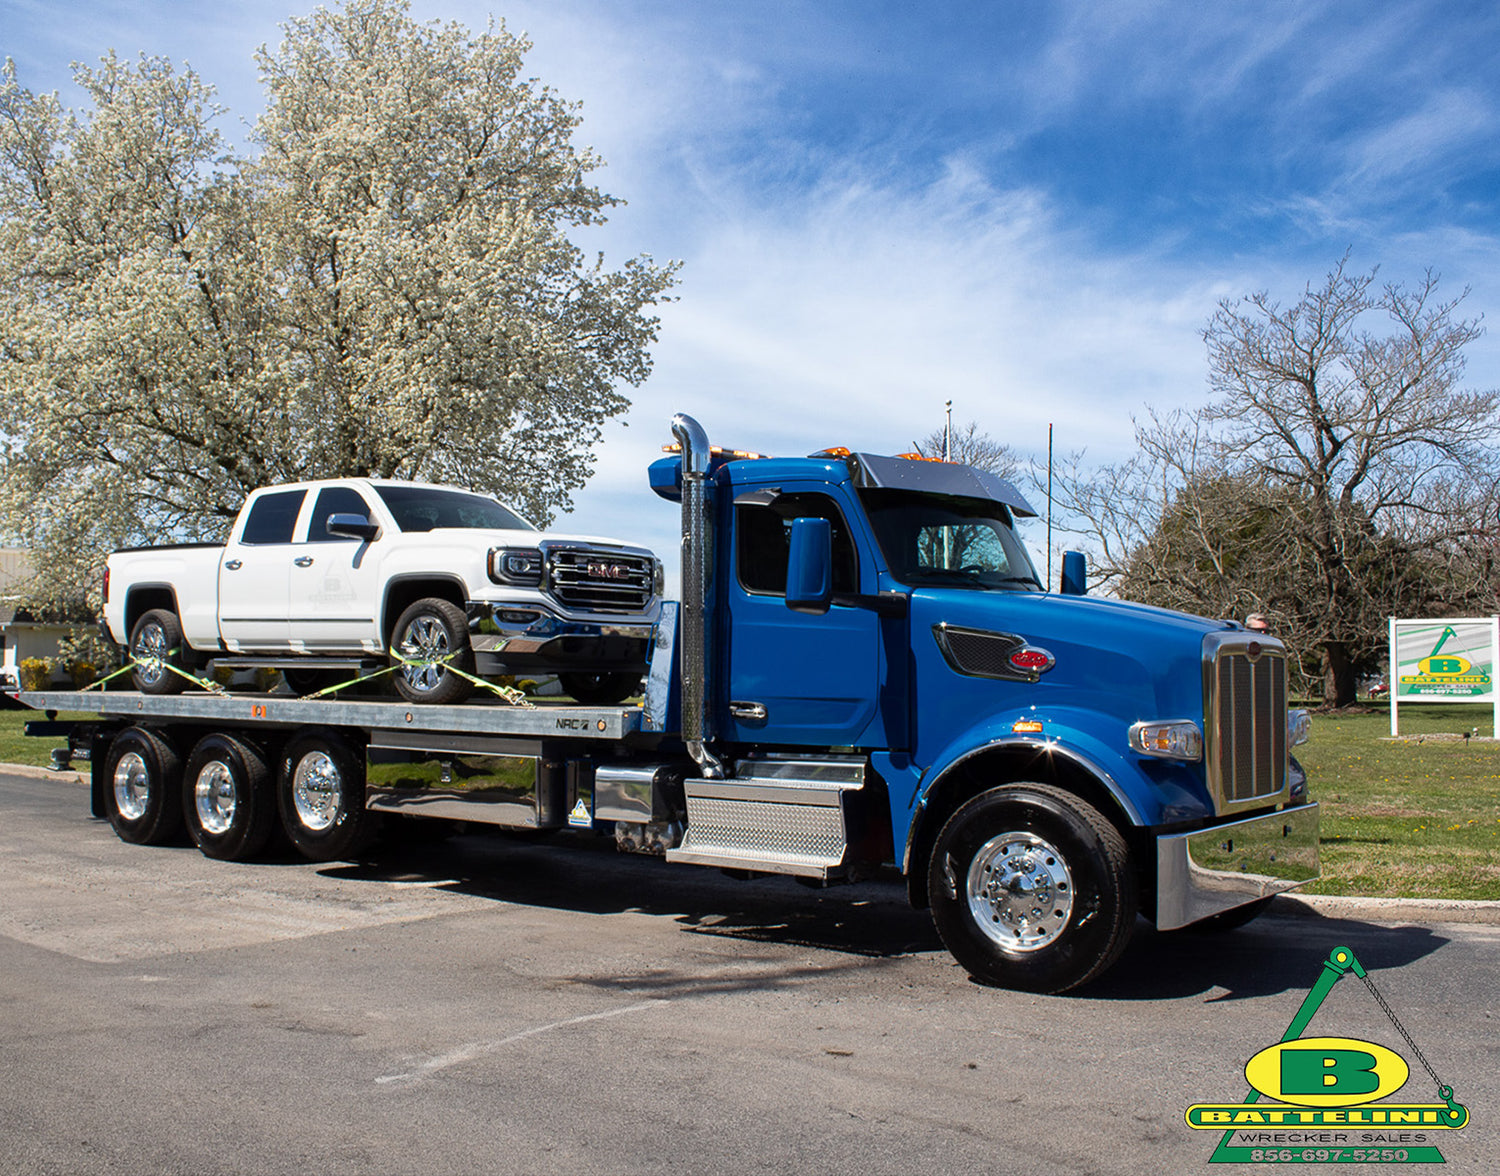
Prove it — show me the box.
[1389,616,1500,737]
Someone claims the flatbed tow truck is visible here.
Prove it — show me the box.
[6,413,1320,993]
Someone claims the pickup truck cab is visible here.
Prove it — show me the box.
[104,479,662,705]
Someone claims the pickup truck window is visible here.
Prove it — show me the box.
[239,489,308,545]
[737,492,858,596]
[307,487,374,542]
[861,489,1042,591]
[374,485,533,533]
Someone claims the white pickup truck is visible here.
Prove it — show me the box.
[103,479,663,705]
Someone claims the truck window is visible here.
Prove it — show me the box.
[737,492,858,596]
[374,485,534,533]
[306,487,375,543]
[860,489,1042,591]
[239,490,308,545]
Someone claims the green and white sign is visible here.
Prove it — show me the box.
[1388,617,1499,736]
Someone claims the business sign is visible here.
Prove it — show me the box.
[1388,617,1499,736]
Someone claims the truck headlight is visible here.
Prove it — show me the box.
[489,547,544,586]
[1128,719,1203,762]
[653,559,664,597]
[1288,708,1312,748]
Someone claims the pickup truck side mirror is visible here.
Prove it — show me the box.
[785,517,832,615]
[326,513,380,542]
[1060,550,1087,595]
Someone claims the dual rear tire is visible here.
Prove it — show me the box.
[99,726,374,864]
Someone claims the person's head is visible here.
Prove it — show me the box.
[1245,613,1269,633]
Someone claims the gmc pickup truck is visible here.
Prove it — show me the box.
[103,479,663,705]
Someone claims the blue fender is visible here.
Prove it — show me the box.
[890,705,1214,876]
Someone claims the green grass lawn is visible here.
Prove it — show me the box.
[3,700,1497,900]
[1295,702,1500,900]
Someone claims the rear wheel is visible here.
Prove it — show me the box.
[927,783,1137,994]
[390,598,474,705]
[278,731,376,861]
[281,666,345,697]
[129,609,189,695]
[559,671,641,706]
[182,734,276,861]
[102,727,183,845]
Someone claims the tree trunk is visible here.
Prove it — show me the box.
[1321,640,1358,708]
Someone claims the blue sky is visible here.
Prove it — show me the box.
[8,0,1500,575]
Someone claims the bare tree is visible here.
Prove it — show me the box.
[1055,259,1500,706]
[914,420,1020,478]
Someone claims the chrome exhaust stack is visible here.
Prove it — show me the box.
[671,413,724,779]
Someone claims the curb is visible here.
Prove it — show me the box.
[5,762,1500,925]
[1271,892,1500,926]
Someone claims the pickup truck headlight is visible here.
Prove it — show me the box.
[1129,719,1203,762]
[653,559,664,597]
[489,547,544,586]
[1288,708,1312,748]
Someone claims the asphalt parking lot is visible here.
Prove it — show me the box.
[2,770,1497,1175]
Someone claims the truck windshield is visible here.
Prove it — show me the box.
[860,489,1042,592]
[374,486,534,533]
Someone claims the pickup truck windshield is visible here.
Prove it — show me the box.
[860,489,1042,591]
[374,485,534,533]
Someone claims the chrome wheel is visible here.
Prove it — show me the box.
[965,831,1074,952]
[398,615,452,694]
[112,751,151,821]
[291,751,342,832]
[131,619,169,688]
[194,759,239,835]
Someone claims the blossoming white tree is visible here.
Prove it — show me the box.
[0,0,676,608]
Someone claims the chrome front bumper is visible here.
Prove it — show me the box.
[1155,802,1320,930]
[466,602,655,672]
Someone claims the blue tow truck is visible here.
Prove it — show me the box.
[11,413,1319,993]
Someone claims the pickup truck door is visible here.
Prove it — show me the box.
[287,485,384,652]
[217,488,306,651]
[721,487,883,746]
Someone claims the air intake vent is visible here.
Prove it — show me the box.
[932,624,1047,681]
[548,549,654,613]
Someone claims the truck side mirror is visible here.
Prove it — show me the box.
[785,517,832,615]
[1060,550,1087,596]
[326,513,379,541]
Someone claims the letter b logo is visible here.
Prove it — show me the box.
[1244,1037,1409,1107]
[1281,1049,1379,1096]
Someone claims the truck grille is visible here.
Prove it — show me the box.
[548,549,655,613]
[1206,640,1288,811]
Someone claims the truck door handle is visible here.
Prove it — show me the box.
[728,701,768,723]
[224,559,242,570]
[293,557,314,567]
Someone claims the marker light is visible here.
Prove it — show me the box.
[1128,719,1203,762]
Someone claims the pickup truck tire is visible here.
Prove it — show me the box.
[278,731,375,861]
[390,598,475,706]
[182,733,276,861]
[102,727,184,845]
[281,667,344,697]
[559,672,642,706]
[129,608,189,695]
[927,783,1136,995]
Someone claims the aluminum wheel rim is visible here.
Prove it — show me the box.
[292,751,342,832]
[398,616,451,693]
[112,751,150,821]
[966,831,1074,952]
[194,760,238,835]
[132,621,168,687]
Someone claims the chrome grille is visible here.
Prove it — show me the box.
[1207,640,1288,811]
[548,549,654,613]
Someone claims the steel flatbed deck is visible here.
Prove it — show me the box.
[13,690,650,742]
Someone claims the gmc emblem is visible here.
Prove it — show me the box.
[587,562,630,580]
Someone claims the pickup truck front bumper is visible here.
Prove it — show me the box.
[467,602,654,675]
[1155,802,1320,929]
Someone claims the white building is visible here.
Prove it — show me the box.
[0,548,72,690]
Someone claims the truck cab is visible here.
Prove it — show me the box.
[649,416,1317,992]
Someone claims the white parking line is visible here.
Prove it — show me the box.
[375,1000,669,1086]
